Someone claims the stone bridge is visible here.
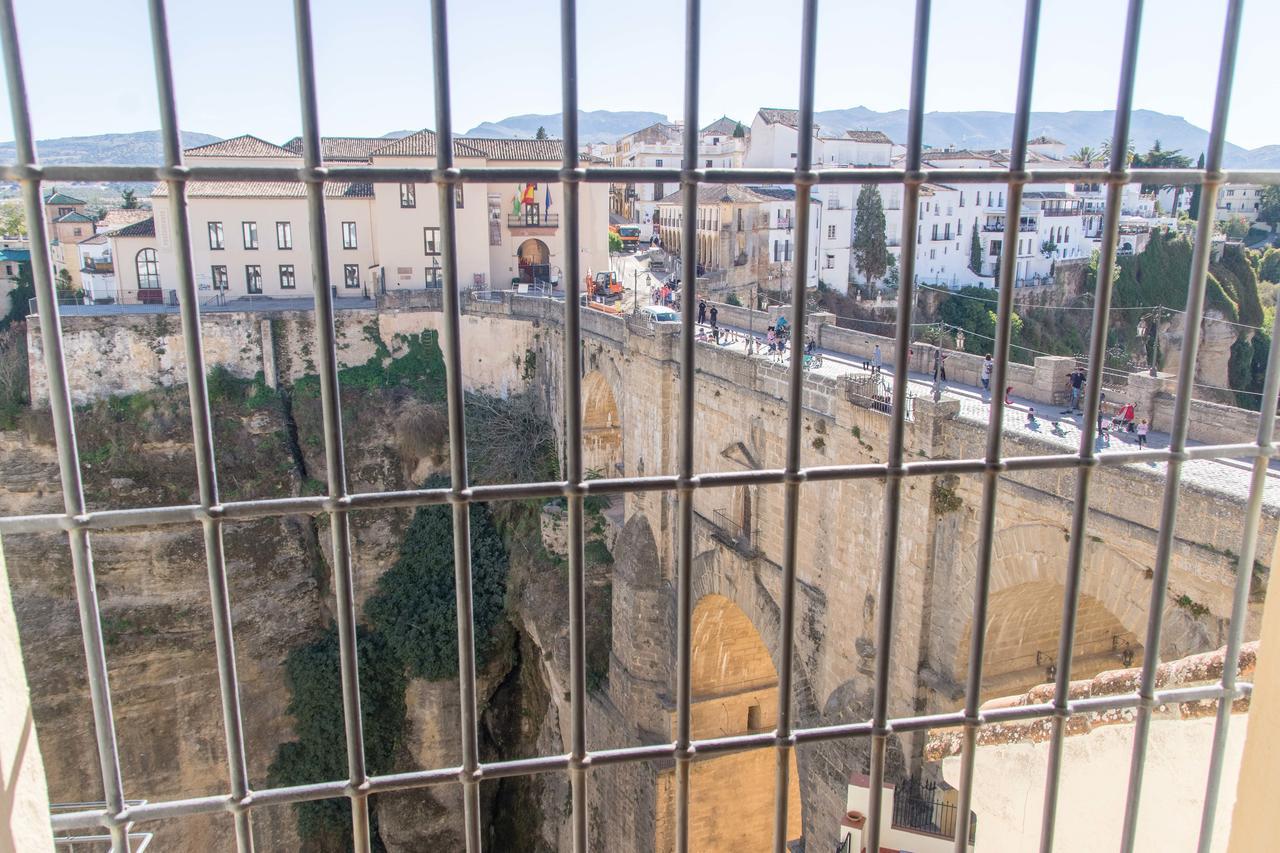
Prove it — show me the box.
[31,291,1278,851]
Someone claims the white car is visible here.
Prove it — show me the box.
[639,305,680,324]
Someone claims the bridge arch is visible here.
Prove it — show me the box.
[582,368,623,477]
[951,523,1201,700]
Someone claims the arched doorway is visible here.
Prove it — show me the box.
[516,238,550,284]
[581,370,622,477]
[655,595,803,851]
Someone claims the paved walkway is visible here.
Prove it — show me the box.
[706,320,1280,508]
[46,296,376,317]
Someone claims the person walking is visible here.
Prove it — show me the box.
[933,347,947,382]
[697,297,707,325]
[1136,418,1149,448]
[709,305,719,330]
[981,353,993,395]
[872,344,883,376]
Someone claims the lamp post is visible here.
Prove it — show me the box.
[1139,307,1170,377]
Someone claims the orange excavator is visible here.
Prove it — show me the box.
[586,270,623,301]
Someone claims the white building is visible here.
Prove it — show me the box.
[610,117,749,232]
[112,133,609,302]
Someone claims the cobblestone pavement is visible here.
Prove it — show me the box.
[709,320,1280,509]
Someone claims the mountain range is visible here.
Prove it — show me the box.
[0,130,220,166]
[468,107,1280,168]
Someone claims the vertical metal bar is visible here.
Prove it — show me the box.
[1038,7,1143,849]
[0,4,132,851]
[1119,3,1243,849]
[143,1,254,849]
[864,3,929,852]
[950,3,1041,850]
[771,1,818,850]
[426,2,482,850]
[289,2,371,850]
[672,0,701,849]
[557,1,588,850]
[1196,317,1280,852]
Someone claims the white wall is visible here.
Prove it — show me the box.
[941,715,1247,853]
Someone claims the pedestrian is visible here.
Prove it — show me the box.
[1027,406,1037,426]
[981,353,993,394]
[862,341,872,371]
[767,326,777,352]
[1136,418,1149,448]
[872,344,883,376]
[1097,391,1108,434]
[805,336,815,355]
[697,297,707,325]
[709,305,718,330]
[1069,367,1085,412]
[933,347,947,382]
[1005,385,1014,405]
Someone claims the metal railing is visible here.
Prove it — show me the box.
[0,2,1271,853]
[890,778,977,845]
[508,213,560,227]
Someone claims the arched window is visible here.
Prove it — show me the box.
[136,248,159,289]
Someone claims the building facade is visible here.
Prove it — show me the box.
[107,133,609,303]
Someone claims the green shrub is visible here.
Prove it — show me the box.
[364,475,510,680]
[267,625,406,846]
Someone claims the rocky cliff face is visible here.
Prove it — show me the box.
[1158,308,1241,403]
[0,375,571,851]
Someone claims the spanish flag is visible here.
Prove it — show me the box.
[521,183,537,206]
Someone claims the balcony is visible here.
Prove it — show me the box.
[1041,207,1081,217]
[508,213,559,229]
[982,222,1037,233]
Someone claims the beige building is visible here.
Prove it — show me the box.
[43,190,96,292]
[116,133,609,301]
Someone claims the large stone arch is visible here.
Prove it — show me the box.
[950,522,1201,701]
[582,369,623,477]
[652,593,804,852]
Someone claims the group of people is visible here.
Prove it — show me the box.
[653,282,679,307]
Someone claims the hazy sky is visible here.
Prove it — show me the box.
[2,0,1277,149]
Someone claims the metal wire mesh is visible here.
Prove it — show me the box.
[0,0,1275,852]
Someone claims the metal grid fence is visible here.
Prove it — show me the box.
[0,0,1275,851]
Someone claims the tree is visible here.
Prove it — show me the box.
[1257,185,1280,235]
[1100,137,1135,168]
[852,184,889,286]
[0,202,27,238]
[1259,247,1280,284]
[364,474,510,681]
[120,188,138,209]
[1223,215,1250,241]
[1070,146,1098,166]
[608,230,623,254]
[1132,139,1192,201]
[1188,153,1205,219]
[3,263,32,328]
[535,126,548,140]
[968,219,982,275]
[937,286,1022,356]
[733,122,746,138]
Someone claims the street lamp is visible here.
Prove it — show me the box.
[1138,307,1170,377]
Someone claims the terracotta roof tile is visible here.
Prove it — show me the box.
[106,218,155,238]
[845,129,893,144]
[151,181,372,199]
[280,136,393,162]
[184,134,298,158]
[370,129,487,158]
[460,137,592,162]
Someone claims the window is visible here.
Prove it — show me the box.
[342,222,357,250]
[706,159,712,168]
[930,249,936,259]
[655,159,663,167]
[990,239,1002,257]
[654,183,665,201]
[135,248,159,289]
[208,222,224,250]
[959,192,965,207]
[957,221,963,235]
[344,264,360,289]
[424,227,440,256]
[784,240,791,262]
[73,227,82,236]
[279,264,296,289]
[932,224,939,240]
[276,222,292,250]
[827,224,837,240]
[211,265,228,290]
[944,224,951,240]
[242,221,258,250]
[426,264,442,287]
[825,254,835,269]
[57,206,72,216]
[455,185,465,209]
[245,265,262,294]
[400,183,416,208]
[773,240,779,262]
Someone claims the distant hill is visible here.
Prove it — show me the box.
[0,130,221,166]
[464,110,668,143]
[812,106,1274,168]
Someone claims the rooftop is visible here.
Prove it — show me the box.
[0,247,30,262]
[98,209,154,232]
[152,181,373,200]
[104,218,155,238]
[184,134,298,158]
[369,129,488,158]
[700,116,742,136]
[53,211,96,224]
[43,190,86,205]
[457,136,594,162]
[844,129,894,145]
[280,135,393,162]
[1028,134,1064,145]
[654,184,772,207]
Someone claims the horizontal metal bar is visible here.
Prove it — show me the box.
[47,679,1249,833]
[4,161,1276,187]
[3,442,1272,536]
